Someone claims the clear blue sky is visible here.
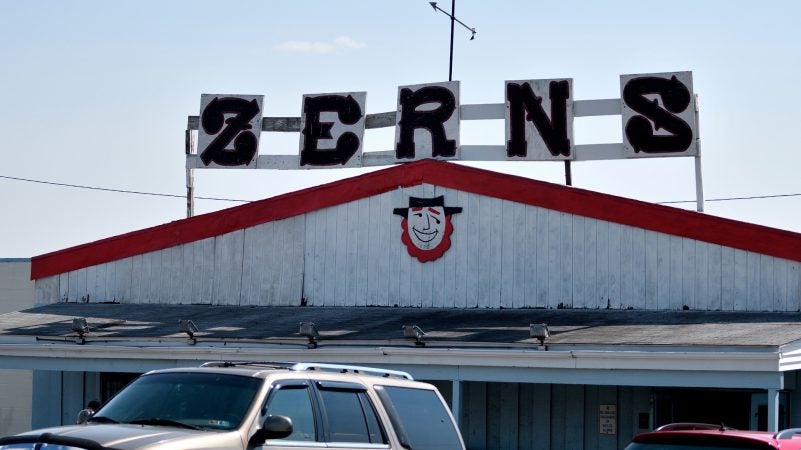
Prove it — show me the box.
[1,0,799,257]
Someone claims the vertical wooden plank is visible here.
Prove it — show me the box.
[619,225,633,309]
[321,206,339,306]
[477,195,495,308]
[462,382,487,450]
[643,231,658,310]
[397,194,413,307]
[560,212,573,308]
[607,223,621,309]
[546,210,561,309]
[746,251,760,311]
[465,192,481,308]
[721,247,735,311]
[564,385,585,449]
[356,198,371,307]
[668,236,683,310]
[695,243,709,310]
[572,216,586,310]
[535,207,550,308]
[733,249,748,311]
[550,385,567,450]
[510,201,527,308]
[681,239,696,310]
[451,189,469,308]
[241,222,268,306]
[35,275,59,306]
[759,255,774,312]
[500,384,519,450]
[285,216,306,306]
[774,260,789,312]
[334,203,349,306]
[486,383,502,450]
[59,273,69,303]
[584,386,600,450]
[707,244,722,311]
[212,230,244,306]
[377,191,394,307]
[500,200,515,309]
[519,384,551,450]
[631,228,646,310]
[387,189,404,308]
[196,237,215,304]
[179,242,195,305]
[788,262,800,312]
[85,265,97,303]
[75,268,88,303]
[582,218,598,309]
[595,221,610,309]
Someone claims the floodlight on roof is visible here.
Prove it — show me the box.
[529,323,551,346]
[71,317,89,344]
[402,325,426,347]
[178,319,199,344]
[299,322,320,349]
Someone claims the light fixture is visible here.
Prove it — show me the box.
[71,317,89,344]
[178,319,199,344]
[299,322,320,349]
[402,325,426,347]
[529,323,550,346]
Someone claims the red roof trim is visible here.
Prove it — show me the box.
[31,160,801,279]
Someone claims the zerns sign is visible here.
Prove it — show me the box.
[187,71,698,170]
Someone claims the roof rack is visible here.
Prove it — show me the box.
[200,361,293,369]
[290,363,414,380]
[774,428,801,439]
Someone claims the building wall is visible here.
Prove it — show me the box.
[36,185,801,312]
[458,382,651,450]
[0,259,34,436]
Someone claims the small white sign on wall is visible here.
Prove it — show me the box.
[600,404,617,435]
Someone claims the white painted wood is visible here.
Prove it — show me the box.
[643,231,658,310]
[571,216,586,310]
[682,238,696,310]
[212,230,244,306]
[707,244,723,311]
[47,184,801,313]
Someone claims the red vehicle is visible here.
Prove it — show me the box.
[626,424,801,449]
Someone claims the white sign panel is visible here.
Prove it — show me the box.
[394,81,460,162]
[621,71,697,158]
[599,404,617,435]
[505,78,574,161]
[299,92,367,169]
[197,94,264,168]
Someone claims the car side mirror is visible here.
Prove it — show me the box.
[249,415,293,446]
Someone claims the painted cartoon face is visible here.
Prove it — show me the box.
[407,206,446,250]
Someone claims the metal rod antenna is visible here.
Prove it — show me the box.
[428,1,476,81]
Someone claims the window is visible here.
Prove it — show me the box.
[375,386,462,450]
[318,388,386,444]
[265,385,317,441]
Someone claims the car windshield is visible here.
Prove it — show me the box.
[90,372,262,431]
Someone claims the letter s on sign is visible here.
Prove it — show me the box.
[620,72,697,157]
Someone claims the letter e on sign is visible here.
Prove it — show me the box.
[620,72,698,158]
[299,92,366,168]
[197,94,264,168]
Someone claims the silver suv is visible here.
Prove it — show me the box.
[0,362,465,450]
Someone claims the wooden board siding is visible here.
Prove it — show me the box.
[37,186,801,311]
[461,382,651,450]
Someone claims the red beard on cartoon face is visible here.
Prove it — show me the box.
[399,214,456,262]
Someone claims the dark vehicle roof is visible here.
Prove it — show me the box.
[630,427,801,450]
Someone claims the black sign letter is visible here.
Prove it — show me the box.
[199,97,260,166]
[396,86,457,159]
[300,95,362,166]
[623,75,693,154]
[506,80,571,158]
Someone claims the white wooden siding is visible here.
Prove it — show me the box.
[36,186,801,311]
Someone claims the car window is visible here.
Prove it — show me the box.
[375,385,462,450]
[265,385,317,441]
[95,372,261,430]
[318,388,386,444]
